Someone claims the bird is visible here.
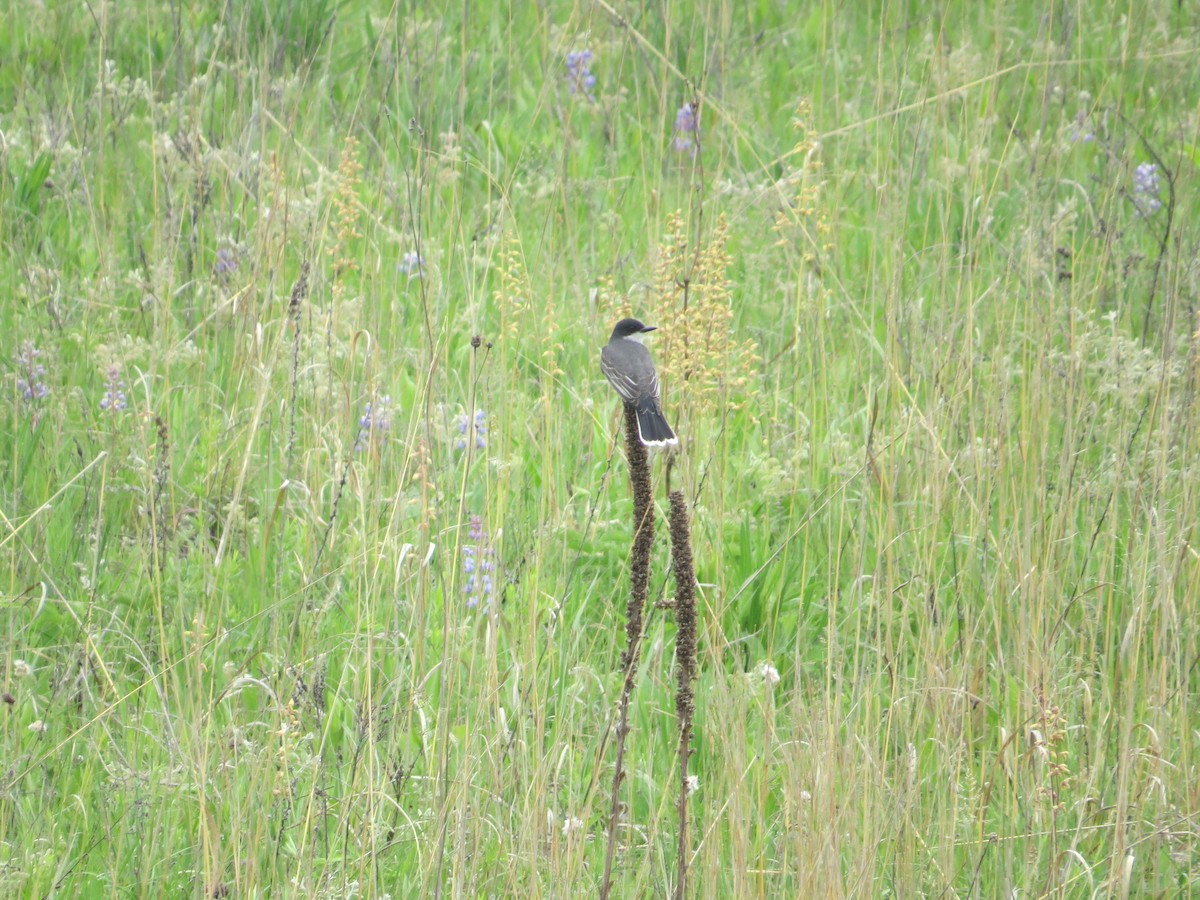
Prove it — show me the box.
[601,317,678,447]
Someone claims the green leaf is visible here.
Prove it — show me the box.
[18,152,53,210]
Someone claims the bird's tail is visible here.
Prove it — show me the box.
[635,400,678,446]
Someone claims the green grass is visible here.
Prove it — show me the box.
[2,1,1198,896]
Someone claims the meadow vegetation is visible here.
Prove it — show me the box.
[1,1,1198,895]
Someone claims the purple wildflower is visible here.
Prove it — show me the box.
[398,252,425,279]
[214,247,238,278]
[673,102,699,155]
[455,409,487,451]
[1069,110,1094,144]
[356,395,393,452]
[1132,162,1162,217]
[463,515,496,608]
[565,50,596,101]
[15,342,50,404]
[99,365,127,415]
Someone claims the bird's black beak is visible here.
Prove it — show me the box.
[641,325,657,333]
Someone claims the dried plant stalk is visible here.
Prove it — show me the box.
[669,488,697,900]
[600,403,655,900]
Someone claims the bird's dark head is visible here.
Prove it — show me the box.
[610,317,657,340]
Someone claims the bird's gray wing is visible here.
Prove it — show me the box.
[601,345,642,402]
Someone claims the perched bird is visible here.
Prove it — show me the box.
[601,317,678,447]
